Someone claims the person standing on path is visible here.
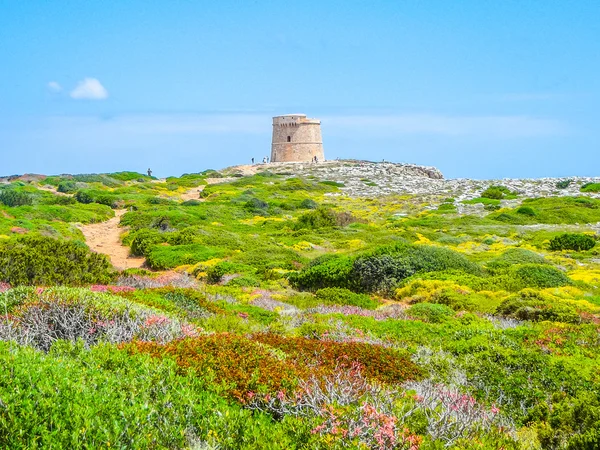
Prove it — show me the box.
[147,168,152,177]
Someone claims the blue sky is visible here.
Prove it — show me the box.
[1,0,599,179]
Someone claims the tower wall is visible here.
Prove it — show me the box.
[271,114,325,162]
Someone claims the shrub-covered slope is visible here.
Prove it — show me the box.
[1,162,600,449]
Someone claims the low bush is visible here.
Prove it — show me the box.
[481,185,516,200]
[516,206,536,216]
[549,233,596,251]
[75,190,94,204]
[0,189,33,207]
[146,244,224,270]
[295,208,359,230]
[351,243,482,294]
[581,182,600,193]
[244,198,269,214]
[496,290,581,323]
[0,341,308,449]
[488,248,547,268]
[0,236,114,285]
[206,261,239,284]
[57,181,78,193]
[512,264,572,289]
[556,179,573,189]
[315,287,378,309]
[288,255,354,291]
[129,229,166,256]
[407,302,454,323]
[299,198,318,209]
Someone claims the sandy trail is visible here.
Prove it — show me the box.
[37,185,73,197]
[78,210,145,270]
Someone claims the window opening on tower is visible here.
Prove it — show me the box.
[287,136,291,142]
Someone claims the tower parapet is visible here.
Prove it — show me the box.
[271,114,324,163]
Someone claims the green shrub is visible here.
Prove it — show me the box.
[0,236,114,285]
[481,185,515,200]
[490,248,547,267]
[146,244,224,270]
[319,180,345,187]
[129,229,166,256]
[295,208,359,230]
[57,181,78,193]
[288,255,354,291]
[496,291,580,323]
[407,302,454,323]
[556,179,573,189]
[0,189,33,207]
[351,243,482,293]
[581,182,600,193]
[315,287,378,309]
[182,199,202,206]
[516,206,536,216]
[291,243,481,294]
[244,198,269,214]
[299,199,318,209]
[75,190,94,204]
[549,233,596,251]
[206,261,239,284]
[512,264,572,288]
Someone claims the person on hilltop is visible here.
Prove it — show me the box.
[251,157,254,164]
[147,168,152,177]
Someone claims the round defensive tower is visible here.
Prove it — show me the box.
[271,114,325,163]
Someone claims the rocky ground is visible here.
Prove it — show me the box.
[225,159,600,203]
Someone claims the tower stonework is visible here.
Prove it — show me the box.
[271,114,324,163]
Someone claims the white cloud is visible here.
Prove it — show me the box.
[47,81,62,92]
[70,78,108,100]
[324,114,568,138]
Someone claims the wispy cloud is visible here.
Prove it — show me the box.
[47,81,62,92]
[324,114,569,138]
[70,78,108,100]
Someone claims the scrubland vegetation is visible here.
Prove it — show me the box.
[2,167,600,449]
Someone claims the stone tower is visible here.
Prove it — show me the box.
[271,114,324,163]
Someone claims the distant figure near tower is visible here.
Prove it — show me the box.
[271,114,324,163]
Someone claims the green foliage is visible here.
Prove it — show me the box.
[244,197,269,213]
[57,180,78,193]
[351,243,482,294]
[496,290,580,323]
[516,206,536,216]
[146,244,224,270]
[129,229,165,256]
[299,198,318,209]
[206,261,240,284]
[315,287,378,309]
[512,264,572,288]
[481,185,516,200]
[549,233,596,251]
[75,190,94,204]
[489,248,547,268]
[0,341,318,449]
[407,302,454,323]
[320,180,345,187]
[288,255,354,291]
[489,196,600,225]
[0,236,114,285]
[581,182,600,193]
[556,179,573,189]
[295,208,359,230]
[0,188,33,207]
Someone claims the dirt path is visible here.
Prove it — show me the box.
[37,185,73,197]
[78,210,145,270]
[180,185,205,201]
